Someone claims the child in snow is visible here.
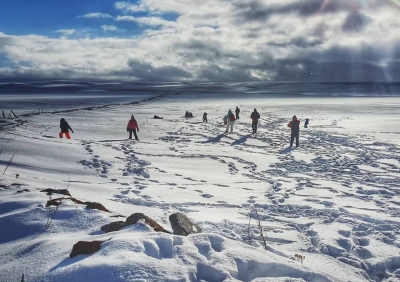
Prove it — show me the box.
[127,115,139,140]
[287,115,300,147]
[59,118,74,139]
[225,110,236,133]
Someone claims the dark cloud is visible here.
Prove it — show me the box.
[196,64,258,81]
[231,0,345,24]
[293,37,324,48]
[173,39,240,62]
[123,59,192,81]
[271,45,394,82]
[231,0,390,24]
[342,11,370,32]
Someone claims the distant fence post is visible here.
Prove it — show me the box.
[11,110,18,119]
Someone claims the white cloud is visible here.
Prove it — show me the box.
[55,29,76,37]
[102,25,118,31]
[115,15,136,22]
[80,13,113,19]
[116,15,175,27]
[114,1,148,13]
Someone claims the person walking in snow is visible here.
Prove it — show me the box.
[59,118,74,139]
[203,112,208,123]
[225,109,235,133]
[250,108,260,134]
[304,118,309,128]
[235,106,240,120]
[287,115,300,147]
[127,115,139,140]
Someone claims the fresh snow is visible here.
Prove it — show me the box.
[0,94,400,282]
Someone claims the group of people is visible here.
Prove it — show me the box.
[185,111,193,118]
[223,107,260,134]
[59,115,140,141]
[59,110,309,147]
[223,107,309,147]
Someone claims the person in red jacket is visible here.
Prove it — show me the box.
[127,115,139,140]
[287,115,300,147]
[59,118,74,139]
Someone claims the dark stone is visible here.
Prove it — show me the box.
[40,188,71,196]
[45,197,110,213]
[16,189,30,194]
[46,198,64,207]
[169,213,202,236]
[101,221,125,233]
[69,240,104,258]
[85,202,110,213]
[125,213,171,234]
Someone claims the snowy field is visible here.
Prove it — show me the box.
[0,94,400,282]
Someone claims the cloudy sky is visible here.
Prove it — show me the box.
[0,0,399,82]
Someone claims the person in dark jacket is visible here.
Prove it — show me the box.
[287,115,300,147]
[203,112,208,122]
[250,108,260,134]
[304,118,309,128]
[127,115,139,140]
[235,106,240,120]
[59,118,74,139]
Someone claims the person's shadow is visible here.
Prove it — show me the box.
[204,134,225,143]
[278,147,294,154]
[231,134,252,146]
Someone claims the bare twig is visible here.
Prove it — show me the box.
[247,216,252,246]
[43,178,70,232]
[3,153,15,175]
[255,209,268,250]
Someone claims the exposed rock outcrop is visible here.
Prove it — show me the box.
[85,202,109,212]
[125,213,171,234]
[169,213,202,236]
[101,221,125,233]
[46,197,110,212]
[69,240,105,258]
[40,188,71,196]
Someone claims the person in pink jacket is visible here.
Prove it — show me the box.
[126,115,139,140]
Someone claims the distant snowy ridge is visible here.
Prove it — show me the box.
[1,81,399,96]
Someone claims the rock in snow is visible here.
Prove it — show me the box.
[70,240,105,258]
[169,213,202,236]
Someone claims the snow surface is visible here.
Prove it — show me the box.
[0,94,400,282]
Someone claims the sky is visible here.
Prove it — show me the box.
[0,0,400,82]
